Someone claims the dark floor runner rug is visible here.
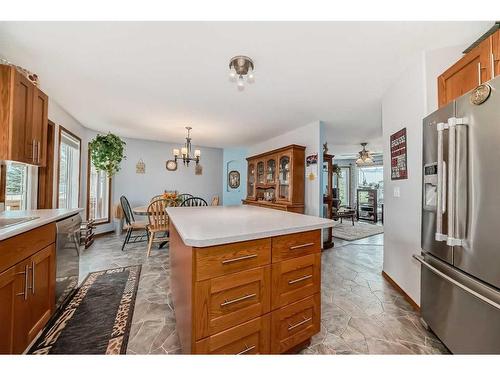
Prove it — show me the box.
[28,265,141,355]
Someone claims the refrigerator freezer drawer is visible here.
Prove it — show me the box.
[419,253,500,354]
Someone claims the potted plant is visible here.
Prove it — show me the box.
[89,133,126,176]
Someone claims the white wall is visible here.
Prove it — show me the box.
[381,45,465,305]
[247,121,323,217]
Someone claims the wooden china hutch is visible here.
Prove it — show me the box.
[243,145,305,214]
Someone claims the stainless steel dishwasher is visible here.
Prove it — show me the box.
[55,213,82,310]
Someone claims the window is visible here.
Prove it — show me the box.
[334,166,351,207]
[358,165,384,202]
[87,150,111,224]
[58,127,81,209]
[5,162,29,210]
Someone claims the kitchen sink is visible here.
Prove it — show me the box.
[0,217,39,229]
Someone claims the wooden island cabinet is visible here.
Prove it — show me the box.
[166,206,333,354]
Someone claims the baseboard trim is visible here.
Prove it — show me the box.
[381,270,420,313]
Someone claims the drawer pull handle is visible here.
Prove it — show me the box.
[221,254,258,265]
[290,242,314,250]
[288,274,312,285]
[237,344,256,355]
[220,293,257,307]
[288,316,312,331]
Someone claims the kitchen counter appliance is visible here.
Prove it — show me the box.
[55,213,82,310]
[418,75,500,353]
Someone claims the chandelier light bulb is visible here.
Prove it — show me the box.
[229,66,237,81]
[247,68,255,83]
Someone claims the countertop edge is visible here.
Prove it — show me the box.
[0,208,83,241]
[176,222,333,248]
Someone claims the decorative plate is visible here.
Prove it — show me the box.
[166,160,177,171]
[470,84,491,105]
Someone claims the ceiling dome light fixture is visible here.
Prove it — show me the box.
[356,142,374,166]
[228,55,254,91]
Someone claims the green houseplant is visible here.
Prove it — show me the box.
[89,133,126,176]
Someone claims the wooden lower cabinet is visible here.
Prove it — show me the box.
[0,224,56,354]
[194,315,271,354]
[194,266,271,340]
[270,294,321,354]
[170,224,322,354]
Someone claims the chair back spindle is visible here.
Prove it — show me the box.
[180,197,208,207]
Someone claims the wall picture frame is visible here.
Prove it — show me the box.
[228,170,240,189]
[390,127,408,180]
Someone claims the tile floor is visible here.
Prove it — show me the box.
[79,232,449,354]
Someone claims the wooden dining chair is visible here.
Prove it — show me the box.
[150,194,164,202]
[146,198,170,257]
[180,197,208,207]
[120,196,149,251]
[210,195,219,206]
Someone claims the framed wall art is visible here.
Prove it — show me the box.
[390,127,408,180]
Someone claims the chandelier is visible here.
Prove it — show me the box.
[173,127,201,166]
[356,143,374,166]
[228,55,255,91]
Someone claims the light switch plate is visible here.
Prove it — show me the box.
[393,186,400,198]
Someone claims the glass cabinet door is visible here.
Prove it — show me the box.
[278,154,291,201]
[266,158,276,184]
[247,163,255,198]
[257,160,265,185]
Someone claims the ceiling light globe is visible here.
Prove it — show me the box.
[247,69,255,83]
[229,67,237,81]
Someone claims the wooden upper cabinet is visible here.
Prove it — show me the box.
[492,30,500,78]
[438,38,491,108]
[0,65,48,166]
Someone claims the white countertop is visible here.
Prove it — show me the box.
[0,208,83,241]
[166,205,334,247]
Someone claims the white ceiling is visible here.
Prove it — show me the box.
[0,21,491,148]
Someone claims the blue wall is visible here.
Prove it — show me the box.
[222,148,247,205]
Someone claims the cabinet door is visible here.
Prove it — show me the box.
[277,152,292,202]
[0,266,20,354]
[265,157,277,185]
[31,88,49,166]
[12,70,34,164]
[0,259,32,354]
[493,30,500,78]
[438,38,491,108]
[28,244,56,344]
[247,162,256,199]
[256,159,265,186]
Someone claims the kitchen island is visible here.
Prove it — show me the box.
[166,205,334,354]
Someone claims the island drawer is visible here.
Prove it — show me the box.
[271,230,321,262]
[194,266,271,340]
[271,253,320,310]
[194,238,271,281]
[194,314,270,354]
[270,293,320,354]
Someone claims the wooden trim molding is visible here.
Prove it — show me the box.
[86,146,112,225]
[381,270,420,313]
[37,120,55,209]
[0,162,6,204]
[56,125,82,208]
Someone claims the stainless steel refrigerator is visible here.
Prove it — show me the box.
[418,75,500,354]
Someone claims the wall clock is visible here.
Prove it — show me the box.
[166,160,177,171]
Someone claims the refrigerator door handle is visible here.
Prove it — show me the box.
[446,117,467,247]
[413,254,500,311]
[435,122,448,241]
